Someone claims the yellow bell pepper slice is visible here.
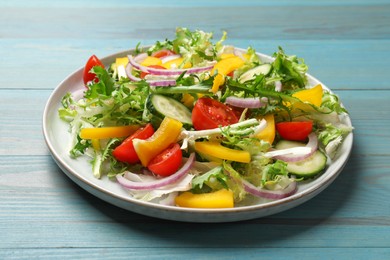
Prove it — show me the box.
[292,84,323,107]
[210,56,245,93]
[194,141,251,163]
[219,53,236,60]
[181,93,195,108]
[162,57,191,69]
[115,57,129,67]
[255,114,275,144]
[80,125,140,140]
[133,117,183,166]
[91,139,101,151]
[140,56,162,67]
[175,189,234,208]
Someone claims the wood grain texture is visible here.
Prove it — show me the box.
[1,0,389,259]
[1,39,390,90]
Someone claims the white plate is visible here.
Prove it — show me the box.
[42,48,353,222]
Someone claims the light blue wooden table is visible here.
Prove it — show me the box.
[1,0,389,259]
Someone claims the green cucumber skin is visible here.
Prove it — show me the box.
[286,151,327,179]
[238,64,272,83]
[275,140,327,179]
[146,94,193,127]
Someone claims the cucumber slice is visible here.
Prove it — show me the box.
[285,151,327,178]
[275,140,327,179]
[238,64,272,83]
[146,94,192,125]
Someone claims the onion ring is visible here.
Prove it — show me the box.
[242,179,297,200]
[125,63,177,87]
[225,96,267,108]
[116,153,195,190]
[272,133,318,162]
[128,54,215,76]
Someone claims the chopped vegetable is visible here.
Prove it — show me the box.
[175,189,234,208]
[133,117,182,166]
[276,121,313,141]
[211,56,245,93]
[292,84,323,107]
[194,141,251,163]
[147,143,183,177]
[80,125,140,140]
[83,55,104,85]
[112,124,155,164]
[254,114,275,144]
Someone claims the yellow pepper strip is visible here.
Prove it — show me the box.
[194,141,251,163]
[198,151,223,164]
[175,189,234,208]
[91,139,101,151]
[219,53,236,60]
[140,56,162,67]
[181,93,195,108]
[292,84,323,107]
[255,114,275,144]
[115,57,129,67]
[80,125,140,140]
[114,57,130,79]
[162,57,191,69]
[133,117,183,166]
[211,56,245,93]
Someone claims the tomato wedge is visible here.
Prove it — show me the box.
[140,65,166,79]
[276,121,313,141]
[83,55,105,85]
[192,97,239,130]
[147,143,182,177]
[151,49,176,58]
[112,124,154,164]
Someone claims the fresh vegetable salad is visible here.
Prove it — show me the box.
[59,28,353,208]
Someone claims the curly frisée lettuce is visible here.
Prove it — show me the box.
[58,27,353,208]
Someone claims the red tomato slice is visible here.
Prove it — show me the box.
[140,65,166,79]
[147,143,182,177]
[83,55,105,85]
[112,124,154,164]
[151,49,176,58]
[192,97,239,130]
[276,121,313,141]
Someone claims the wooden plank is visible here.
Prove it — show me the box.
[0,5,389,39]
[1,153,389,221]
[2,0,390,8]
[0,39,389,90]
[1,248,390,260]
[0,248,389,260]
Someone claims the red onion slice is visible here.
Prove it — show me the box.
[128,55,215,76]
[273,133,318,162]
[225,96,267,108]
[242,179,297,200]
[116,153,195,191]
[125,63,177,87]
[160,54,181,64]
[274,80,282,92]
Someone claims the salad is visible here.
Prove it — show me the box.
[59,27,353,208]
